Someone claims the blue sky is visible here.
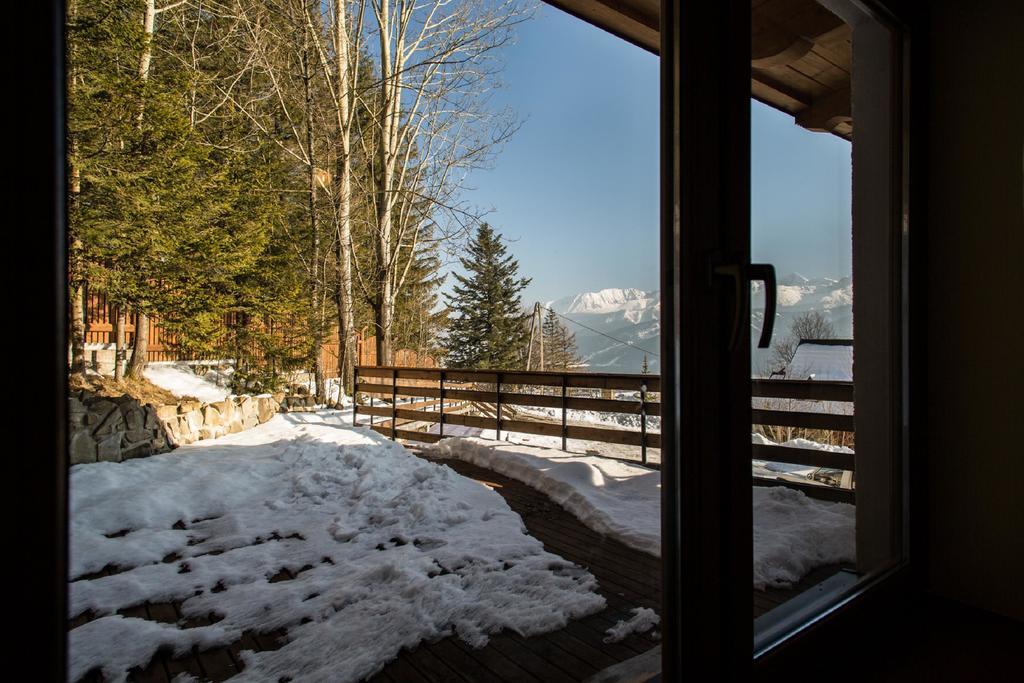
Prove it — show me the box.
[456,4,851,305]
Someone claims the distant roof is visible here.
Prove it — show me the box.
[785,339,853,381]
[544,0,853,140]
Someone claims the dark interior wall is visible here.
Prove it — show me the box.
[923,0,1024,620]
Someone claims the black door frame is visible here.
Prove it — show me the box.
[660,0,754,678]
[661,0,918,678]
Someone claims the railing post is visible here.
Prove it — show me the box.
[640,382,648,465]
[561,374,568,451]
[352,366,359,427]
[495,372,502,441]
[391,368,397,441]
[439,370,445,439]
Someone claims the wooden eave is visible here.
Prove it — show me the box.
[545,0,853,140]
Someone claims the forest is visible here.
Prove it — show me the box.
[66,0,540,399]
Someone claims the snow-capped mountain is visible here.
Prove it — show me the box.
[546,275,853,374]
[546,288,661,374]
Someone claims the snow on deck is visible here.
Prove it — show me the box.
[68,412,605,682]
[429,437,855,590]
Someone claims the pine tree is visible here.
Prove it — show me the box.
[443,224,530,369]
[542,308,582,371]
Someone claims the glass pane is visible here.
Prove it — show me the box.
[750,0,902,646]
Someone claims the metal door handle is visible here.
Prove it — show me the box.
[712,263,777,350]
[748,264,776,349]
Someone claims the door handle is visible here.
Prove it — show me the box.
[748,264,776,349]
[712,263,777,350]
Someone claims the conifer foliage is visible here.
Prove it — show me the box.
[444,224,530,369]
[542,308,582,371]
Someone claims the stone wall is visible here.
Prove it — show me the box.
[69,392,281,465]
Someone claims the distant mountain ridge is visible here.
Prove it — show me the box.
[546,288,661,374]
[544,276,852,374]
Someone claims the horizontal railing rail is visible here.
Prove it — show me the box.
[751,378,855,503]
[353,366,855,502]
[353,365,661,465]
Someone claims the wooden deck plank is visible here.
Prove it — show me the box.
[67,446,843,683]
[401,644,467,683]
[449,637,541,682]
[489,634,582,682]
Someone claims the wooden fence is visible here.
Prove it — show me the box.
[82,287,435,371]
[353,367,855,503]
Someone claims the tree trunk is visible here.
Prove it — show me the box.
[302,40,326,403]
[121,0,158,382]
[373,0,399,366]
[67,0,87,376]
[69,277,86,375]
[127,312,149,380]
[333,1,356,394]
[114,307,126,381]
[374,298,392,366]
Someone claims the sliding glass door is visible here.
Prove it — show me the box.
[661,0,907,676]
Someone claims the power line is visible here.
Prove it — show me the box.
[538,303,660,358]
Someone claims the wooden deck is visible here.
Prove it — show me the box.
[71,452,840,683]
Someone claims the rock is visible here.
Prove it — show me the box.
[91,406,125,436]
[97,433,122,462]
[85,400,117,427]
[126,428,151,444]
[242,414,259,429]
[272,392,286,405]
[178,400,203,414]
[202,404,223,427]
[256,396,278,423]
[156,404,179,421]
[121,404,145,432]
[183,409,204,433]
[198,425,227,440]
[69,430,97,465]
[143,405,160,430]
[239,396,258,420]
[212,399,235,421]
[122,441,152,460]
[151,429,170,453]
[304,395,316,408]
[227,416,244,433]
[68,397,88,427]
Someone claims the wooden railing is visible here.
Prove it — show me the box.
[752,378,855,503]
[353,367,855,502]
[353,366,661,464]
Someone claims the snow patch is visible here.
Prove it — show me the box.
[604,607,660,643]
[776,285,806,307]
[430,437,855,589]
[69,413,604,682]
[144,362,232,402]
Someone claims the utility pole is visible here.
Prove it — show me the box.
[525,302,545,371]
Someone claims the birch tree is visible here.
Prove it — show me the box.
[126,0,188,380]
[359,0,528,364]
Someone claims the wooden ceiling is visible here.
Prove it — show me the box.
[544,0,853,140]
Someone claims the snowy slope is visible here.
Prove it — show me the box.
[546,288,661,374]
[144,362,232,402]
[68,412,604,682]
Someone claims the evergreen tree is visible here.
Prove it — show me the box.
[443,224,530,369]
[542,308,582,371]
[392,231,448,360]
